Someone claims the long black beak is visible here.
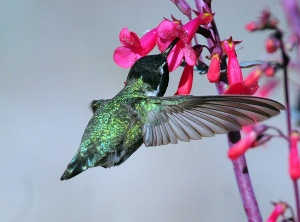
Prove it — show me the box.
[163,37,180,57]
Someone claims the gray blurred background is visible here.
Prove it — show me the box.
[0,0,297,221]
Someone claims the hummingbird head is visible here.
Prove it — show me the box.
[126,38,180,97]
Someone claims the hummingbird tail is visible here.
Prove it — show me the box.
[60,154,86,180]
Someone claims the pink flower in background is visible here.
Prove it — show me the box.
[228,131,258,160]
[245,9,278,32]
[289,131,300,180]
[245,21,262,32]
[255,79,279,98]
[113,27,158,68]
[228,125,268,160]
[170,0,192,19]
[265,35,280,53]
[266,202,288,222]
[243,68,262,89]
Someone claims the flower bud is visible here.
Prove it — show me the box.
[265,36,280,53]
[289,131,300,180]
[245,21,261,31]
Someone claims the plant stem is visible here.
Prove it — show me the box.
[277,29,300,221]
[211,16,263,222]
[215,82,263,222]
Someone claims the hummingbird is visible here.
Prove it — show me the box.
[61,38,285,180]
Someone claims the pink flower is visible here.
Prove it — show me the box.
[113,13,212,72]
[289,131,300,180]
[265,35,280,53]
[207,53,221,83]
[157,13,212,71]
[222,37,259,95]
[245,21,261,32]
[245,10,278,32]
[228,125,268,160]
[174,64,194,95]
[264,66,276,77]
[256,79,279,98]
[228,131,258,160]
[266,202,288,222]
[243,68,262,89]
[113,27,158,68]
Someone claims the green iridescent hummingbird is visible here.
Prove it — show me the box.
[61,38,284,180]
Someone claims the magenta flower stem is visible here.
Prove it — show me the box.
[210,16,263,222]
[281,0,300,70]
[215,84,263,222]
[229,132,263,222]
[277,29,300,221]
[280,2,300,218]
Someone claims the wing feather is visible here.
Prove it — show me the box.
[137,95,285,147]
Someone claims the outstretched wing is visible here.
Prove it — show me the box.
[136,95,285,147]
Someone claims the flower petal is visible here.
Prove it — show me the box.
[174,65,194,95]
[256,79,279,98]
[222,38,243,85]
[113,46,140,68]
[140,28,158,55]
[158,20,177,39]
[183,44,196,66]
[207,54,220,83]
[228,131,257,160]
[167,40,185,71]
[119,28,142,52]
[243,68,262,88]
[183,13,213,43]
[289,131,300,180]
[224,82,259,95]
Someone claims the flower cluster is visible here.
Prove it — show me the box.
[245,9,278,32]
[113,12,212,94]
[112,1,299,221]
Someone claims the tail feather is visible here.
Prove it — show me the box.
[61,154,87,180]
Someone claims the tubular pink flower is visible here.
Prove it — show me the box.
[245,21,262,32]
[157,13,212,71]
[266,202,287,222]
[174,64,194,95]
[243,68,262,88]
[113,13,212,71]
[228,125,268,160]
[264,66,276,77]
[207,53,220,83]
[113,27,157,68]
[265,36,280,53]
[289,131,300,180]
[256,79,279,98]
[222,38,242,83]
[222,37,259,95]
[228,131,258,160]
